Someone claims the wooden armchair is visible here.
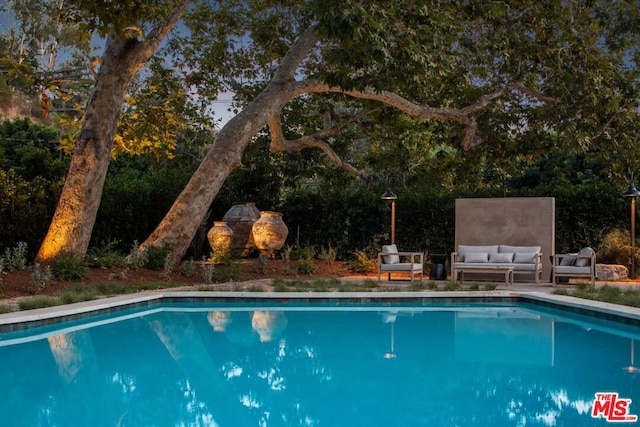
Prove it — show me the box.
[377,244,424,282]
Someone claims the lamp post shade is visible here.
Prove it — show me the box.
[380,188,398,200]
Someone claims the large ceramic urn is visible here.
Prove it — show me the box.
[251,211,289,255]
[207,221,234,254]
[222,202,261,256]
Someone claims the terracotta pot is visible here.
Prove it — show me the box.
[222,202,261,256]
[207,221,234,253]
[252,211,288,255]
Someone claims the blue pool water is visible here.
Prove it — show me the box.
[1,301,640,426]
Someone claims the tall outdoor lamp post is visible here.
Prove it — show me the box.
[381,188,398,244]
[623,178,640,279]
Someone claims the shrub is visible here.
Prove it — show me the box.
[50,252,89,280]
[2,241,28,272]
[209,247,233,265]
[128,241,147,268]
[87,239,125,268]
[349,250,376,273]
[144,244,171,270]
[30,263,52,293]
[599,229,639,267]
[180,259,196,277]
[319,245,337,264]
[255,254,268,274]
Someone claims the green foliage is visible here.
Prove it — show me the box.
[214,263,242,283]
[50,252,89,281]
[128,241,147,269]
[349,250,376,274]
[208,247,233,265]
[255,254,268,274]
[19,296,61,311]
[201,263,215,283]
[180,259,196,277]
[292,245,316,274]
[598,229,638,267]
[318,245,337,264]
[2,241,28,272]
[30,263,52,293]
[87,239,126,268]
[143,244,171,271]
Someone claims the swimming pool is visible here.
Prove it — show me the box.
[1,293,639,426]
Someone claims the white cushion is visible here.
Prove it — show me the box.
[555,266,591,275]
[380,263,423,272]
[458,245,498,262]
[575,247,595,267]
[513,252,537,264]
[381,244,399,264]
[464,252,489,263]
[489,252,514,263]
[499,245,541,254]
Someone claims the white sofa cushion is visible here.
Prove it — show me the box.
[513,252,537,264]
[499,245,541,254]
[489,252,514,263]
[464,252,489,263]
[457,245,498,262]
[575,247,595,267]
[381,245,400,264]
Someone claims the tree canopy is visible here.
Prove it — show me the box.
[2,0,640,262]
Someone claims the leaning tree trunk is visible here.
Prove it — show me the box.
[138,82,295,262]
[36,1,190,262]
[138,28,320,263]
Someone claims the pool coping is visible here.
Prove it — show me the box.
[2,290,640,333]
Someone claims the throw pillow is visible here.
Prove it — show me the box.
[575,247,595,267]
[513,252,537,264]
[464,252,489,263]
[559,254,577,266]
[489,252,514,263]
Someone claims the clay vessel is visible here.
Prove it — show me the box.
[206,221,234,254]
[252,211,288,255]
[222,202,261,256]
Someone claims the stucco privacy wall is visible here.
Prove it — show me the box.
[454,197,555,281]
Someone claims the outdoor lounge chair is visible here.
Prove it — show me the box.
[377,244,424,282]
[552,246,596,286]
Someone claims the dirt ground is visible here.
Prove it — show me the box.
[0,259,367,300]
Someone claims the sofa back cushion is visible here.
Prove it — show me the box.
[513,252,538,264]
[464,252,489,263]
[499,245,541,254]
[575,247,595,267]
[457,245,499,262]
[381,244,400,264]
[489,252,514,263]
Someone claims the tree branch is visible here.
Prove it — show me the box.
[290,79,557,150]
[268,112,372,179]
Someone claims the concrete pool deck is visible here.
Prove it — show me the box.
[3,278,640,334]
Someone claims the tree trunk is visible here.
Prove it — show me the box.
[139,82,294,261]
[36,2,190,262]
[36,37,138,261]
[139,29,321,263]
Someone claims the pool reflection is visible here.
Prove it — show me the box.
[0,304,638,426]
